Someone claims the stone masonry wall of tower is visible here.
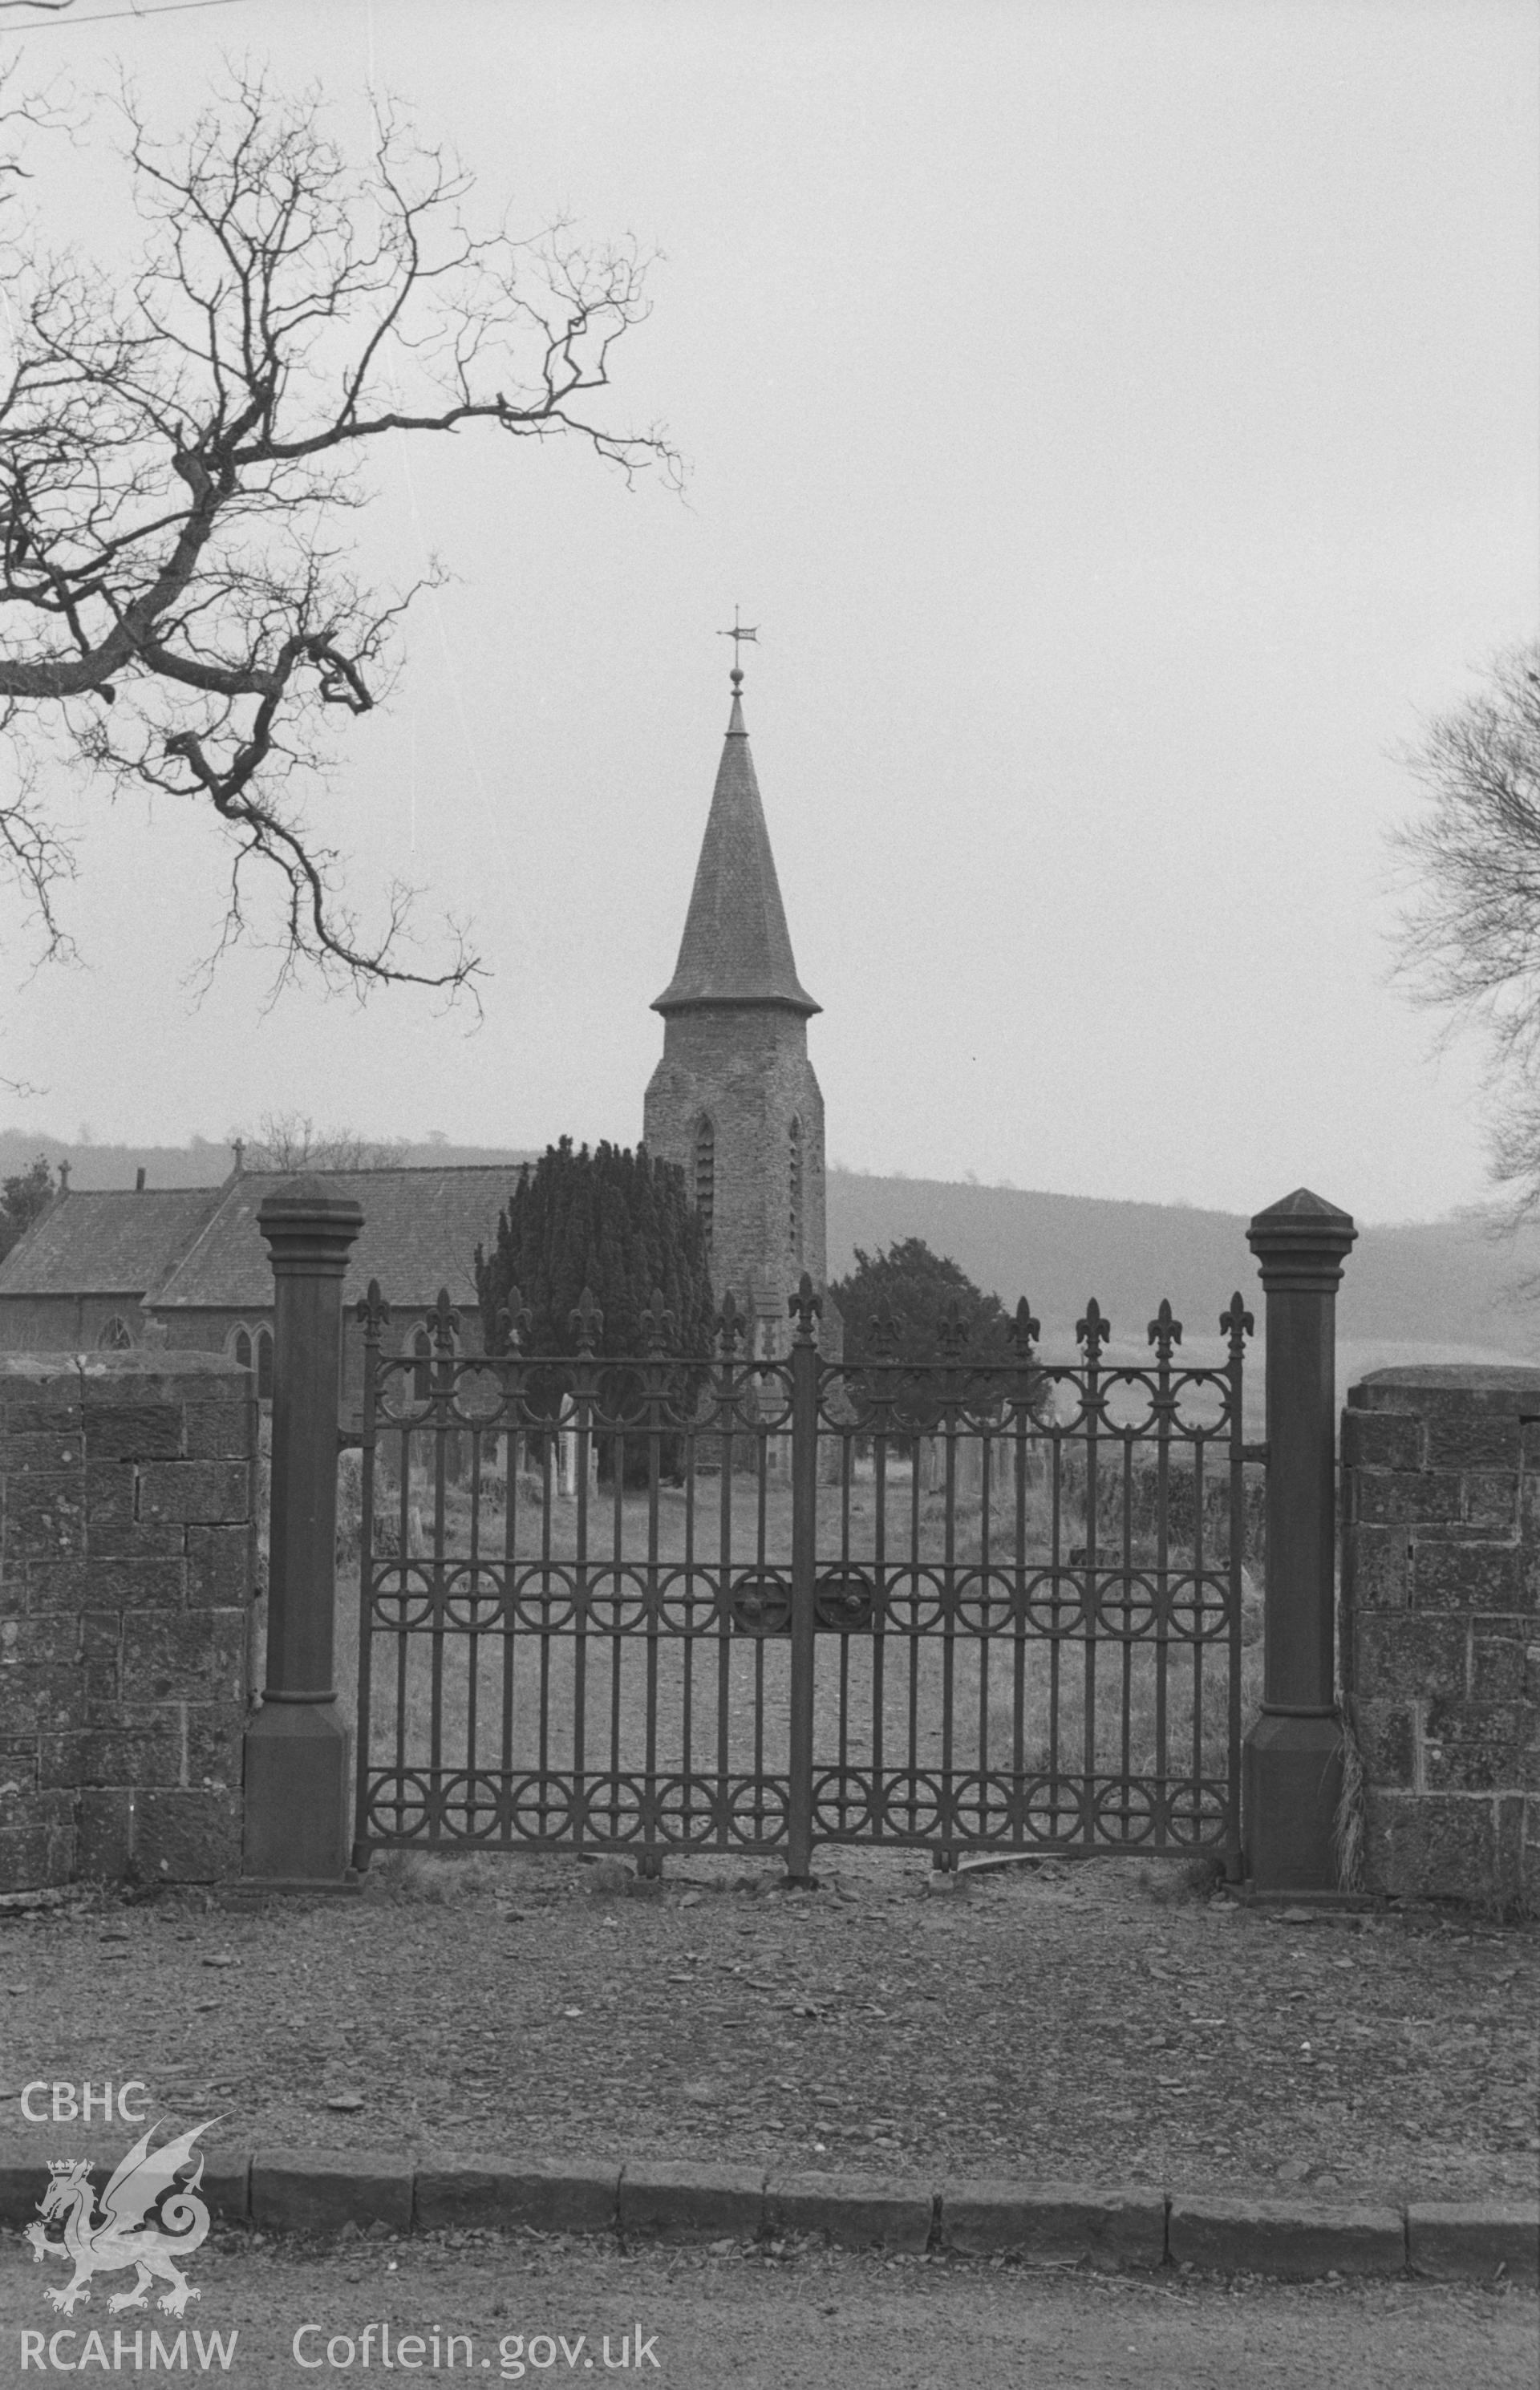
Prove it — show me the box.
[644,1007,827,1343]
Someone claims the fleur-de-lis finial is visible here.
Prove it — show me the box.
[428,1287,460,1353]
[356,1279,391,1341]
[1076,1298,1109,1363]
[867,1301,902,1362]
[1147,1298,1182,1361]
[789,1270,822,1345]
[1011,1297,1041,1359]
[936,1301,969,1363]
[571,1286,603,1356]
[643,1286,675,1357]
[715,1288,747,1356]
[501,1281,533,1354]
[1220,1291,1254,1355]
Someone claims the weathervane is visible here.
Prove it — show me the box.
[717,606,760,685]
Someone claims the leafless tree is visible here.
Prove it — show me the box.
[1393,637,1540,1216]
[234,1111,408,1173]
[0,64,676,994]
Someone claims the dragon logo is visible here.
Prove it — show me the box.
[24,2119,214,2318]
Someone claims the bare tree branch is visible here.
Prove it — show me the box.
[0,65,679,994]
[1392,637,1540,1219]
[233,1110,409,1172]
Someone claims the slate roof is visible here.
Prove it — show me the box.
[0,1185,226,1298]
[152,1165,523,1312]
[652,685,819,1016]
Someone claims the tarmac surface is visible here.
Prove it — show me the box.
[2,2227,1536,2388]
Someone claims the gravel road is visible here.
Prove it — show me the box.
[3,2226,1535,2389]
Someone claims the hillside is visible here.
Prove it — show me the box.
[0,1132,537,1190]
[6,1130,1535,1360]
[826,1172,1540,1360]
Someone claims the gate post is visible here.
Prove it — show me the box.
[244,1177,364,1884]
[1243,1188,1357,1891]
[786,1274,821,1886]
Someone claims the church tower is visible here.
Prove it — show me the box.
[644,666,833,1360]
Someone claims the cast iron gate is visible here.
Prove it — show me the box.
[351,1278,1260,1877]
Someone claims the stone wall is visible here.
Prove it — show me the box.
[0,1291,151,1352]
[644,1004,832,1356]
[1340,1366,1540,1913]
[0,1351,253,1893]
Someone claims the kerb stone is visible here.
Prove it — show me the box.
[939,2178,1165,2267]
[252,2150,412,2236]
[414,2157,620,2236]
[1168,2194,1404,2278]
[764,2170,933,2251]
[200,2149,252,2225]
[618,2159,764,2242]
[1407,2202,1538,2283]
[0,2141,48,2227]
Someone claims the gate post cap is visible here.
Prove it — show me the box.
[256,1176,365,1261]
[1246,1189,1356,1288]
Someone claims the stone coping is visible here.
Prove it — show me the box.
[1350,1363,1540,1396]
[0,1350,250,1389]
[0,2149,1532,2284]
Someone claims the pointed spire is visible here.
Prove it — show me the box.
[653,671,819,1017]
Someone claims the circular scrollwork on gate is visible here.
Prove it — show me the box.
[580,1569,650,1635]
[727,1775,789,1846]
[365,1771,432,1842]
[953,1569,1018,1637]
[879,1568,946,1637]
[510,1564,578,1631]
[1093,1778,1158,1847]
[367,1568,436,1631]
[730,1570,792,1636]
[512,1367,580,1436]
[438,1772,506,1842]
[1167,1570,1232,1643]
[508,1774,574,1844]
[372,1358,432,1428]
[1165,1778,1229,1848]
[581,1775,646,1844]
[817,1371,890,1438]
[813,1767,873,1839]
[1092,1570,1159,1641]
[1098,1373,1161,1437]
[950,1772,1017,1843]
[442,1567,508,1633]
[1023,1775,1086,1843]
[658,1566,723,1638]
[1022,1568,1088,1639]
[654,1775,721,1846]
[444,1364,509,1430]
[732,1366,792,1434]
[1169,1370,1234,1436]
[815,1568,873,1632]
[877,1770,943,1839]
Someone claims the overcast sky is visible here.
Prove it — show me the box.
[0,0,1534,1224]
